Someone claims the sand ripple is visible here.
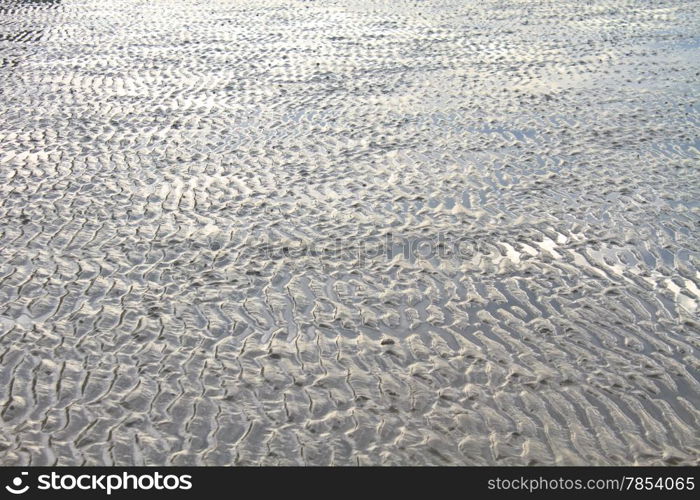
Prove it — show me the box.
[0,0,698,465]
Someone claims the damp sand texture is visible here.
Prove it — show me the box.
[0,0,699,466]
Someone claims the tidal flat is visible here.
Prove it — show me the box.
[0,0,698,465]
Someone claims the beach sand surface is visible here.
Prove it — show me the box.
[0,0,698,465]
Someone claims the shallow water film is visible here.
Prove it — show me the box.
[0,0,698,465]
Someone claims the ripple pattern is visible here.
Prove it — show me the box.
[0,0,699,465]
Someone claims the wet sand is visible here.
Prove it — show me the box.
[0,0,698,465]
